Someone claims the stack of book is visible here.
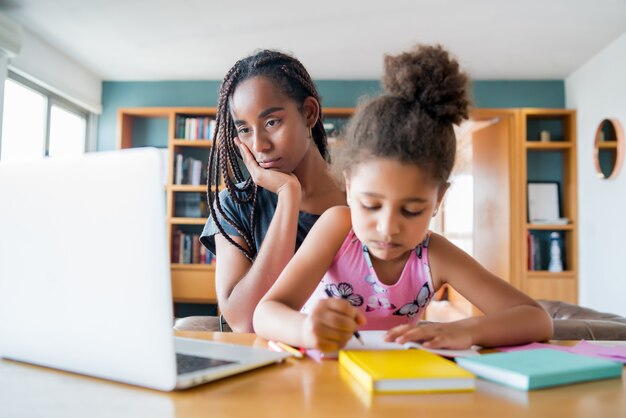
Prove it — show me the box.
[174,154,205,186]
[174,193,206,218]
[171,232,214,265]
[175,116,216,140]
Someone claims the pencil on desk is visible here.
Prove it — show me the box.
[324,288,364,345]
[269,340,304,359]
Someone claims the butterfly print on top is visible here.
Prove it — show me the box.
[325,282,364,307]
[392,282,432,317]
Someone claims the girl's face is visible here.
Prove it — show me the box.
[229,76,317,174]
[345,158,446,263]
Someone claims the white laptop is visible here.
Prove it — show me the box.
[0,147,289,391]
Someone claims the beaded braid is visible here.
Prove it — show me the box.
[207,66,257,262]
[207,50,329,262]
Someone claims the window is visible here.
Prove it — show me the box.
[48,105,87,157]
[1,78,47,160]
[1,72,92,161]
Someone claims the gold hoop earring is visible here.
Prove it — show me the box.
[432,208,439,217]
[307,124,312,139]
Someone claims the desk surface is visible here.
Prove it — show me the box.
[1,332,624,418]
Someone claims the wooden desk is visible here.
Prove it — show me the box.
[1,332,624,418]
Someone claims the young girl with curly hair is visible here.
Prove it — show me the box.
[253,44,553,351]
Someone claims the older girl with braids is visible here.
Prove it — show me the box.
[253,44,553,351]
[200,50,345,332]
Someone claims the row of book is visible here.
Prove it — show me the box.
[527,231,543,270]
[171,231,215,265]
[174,193,207,218]
[175,115,216,140]
[174,154,206,186]
[527,230,565,271]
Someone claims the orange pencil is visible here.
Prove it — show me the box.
[269,340,304,359]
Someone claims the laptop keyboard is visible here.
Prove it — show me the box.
[176,353,237,375]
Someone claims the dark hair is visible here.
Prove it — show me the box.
[207,49,327,261]
[341,44,470,185]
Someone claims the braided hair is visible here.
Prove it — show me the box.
[207,49,328,262]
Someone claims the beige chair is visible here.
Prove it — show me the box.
[538,300,626,340]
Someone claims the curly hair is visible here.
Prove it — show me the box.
[340,44,470,185]
[207,49,327,262]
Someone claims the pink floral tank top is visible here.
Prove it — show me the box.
[304,229,435,330]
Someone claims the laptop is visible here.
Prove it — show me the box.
[0,147,289,391]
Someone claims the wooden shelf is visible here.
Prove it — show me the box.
[523,108,575,117]
[522,109,577,303]
[169,185,207,192]
[526,223,574,230]
[171,139,213,147]
[525,141,572,150]
[171,263,215,271]
[526,271,576,279]
[170,217,206,225]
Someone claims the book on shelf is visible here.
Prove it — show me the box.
[528,231,543,271]
[182,234,192,264]
[172,231,215,265]
[171,230,181,263]
[174,193,204,218]
[175,115,215,140]
[339,349,475,394]
[190,159,202,186]
[174,154,184,185]
[530,217,570,225]
[191,234,200,264]
[455,349,622,391]
[174,154,205,185]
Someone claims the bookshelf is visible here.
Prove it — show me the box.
[118,107,218,304]
[521,109,578,303]
[459,108,578,312]
[118,106,355,306]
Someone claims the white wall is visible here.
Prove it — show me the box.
[9,28,102,114]
[566,31,626,317]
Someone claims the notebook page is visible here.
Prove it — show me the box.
[308,330,480,360]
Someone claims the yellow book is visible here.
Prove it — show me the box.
[339,349,475,394]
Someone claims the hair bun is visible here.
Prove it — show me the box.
[382,44,469,125]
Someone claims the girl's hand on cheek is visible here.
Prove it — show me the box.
[234,138,301,196]
[384,321,475,350]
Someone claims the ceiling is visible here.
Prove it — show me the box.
[3,0,626,81]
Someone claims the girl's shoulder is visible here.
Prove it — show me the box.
[426,232,477,283]
[424,232,456,260]
[317,205,351,224]
[307,206,352,242]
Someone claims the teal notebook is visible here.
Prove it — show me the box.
[456,349,623,391]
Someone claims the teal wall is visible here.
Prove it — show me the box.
[98,80,564,150]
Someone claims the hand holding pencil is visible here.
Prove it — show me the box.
[297,290,366,352]
[324,288,364,345]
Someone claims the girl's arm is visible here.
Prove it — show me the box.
[387,233,553,348]
[254,206,364,351]
[215,177,302,333]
